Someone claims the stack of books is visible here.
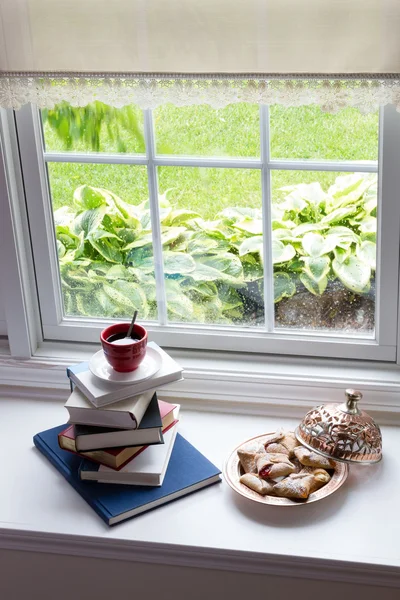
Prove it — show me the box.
[33,342,221,525]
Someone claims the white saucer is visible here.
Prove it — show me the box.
[89,346,161,384]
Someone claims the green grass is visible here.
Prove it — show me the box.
[44,104,379,218]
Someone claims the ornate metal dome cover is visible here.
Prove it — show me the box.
[295,389,382,464]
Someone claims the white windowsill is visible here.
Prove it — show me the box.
[1,339,400,423]
[0,392,399,588]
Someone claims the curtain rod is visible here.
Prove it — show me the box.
[1,72,400,81]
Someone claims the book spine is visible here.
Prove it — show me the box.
[33,435,112,526]
[66,367,74,393]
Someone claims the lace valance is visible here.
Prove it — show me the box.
[1,75,400,113]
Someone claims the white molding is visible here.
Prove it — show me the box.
[0,108,42,357]
[0,528,398,588]
[3,345,400,423]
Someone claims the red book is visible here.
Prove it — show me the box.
[58,400,178,470]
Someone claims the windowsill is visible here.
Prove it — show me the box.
[0,392,399,588]
[1,340,400,423]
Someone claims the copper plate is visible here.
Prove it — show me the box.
[223,432,349,507]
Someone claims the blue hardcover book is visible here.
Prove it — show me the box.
[33,424,221,526]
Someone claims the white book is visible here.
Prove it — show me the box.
[67,342,183,408]
[79,407,180,487]
[65,388,155,429]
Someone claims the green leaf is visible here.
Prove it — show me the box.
[54,206,75,227]
[356,241,376,270]
[241,255,264,282]
[357,216,377,234]
[218,284,243,312]
[163,252,196,275]
[56,226,81,249]
[327,174,376,210]
[332,255,371,293]
[105,264,131,280]
[281,182,327,208]
[220,207,261,221]
[239,236,263,256]
[233,217,263,235]
[165,209,201,226]
[124,227,185,251]
[97,289,122,317]
[165,280,194,321]
[272,240,296,264]
[187,234,230,256]
[191,262,243,286]
[279,191,307,213]
[321,205,358,225]
[291,222,328,237]
[301,232,338,257]
[271,219,297,230]
[73,185,108,210]
[333,246,351,264]
[106,192,142,229]
[103,280,149,317]
[189,218,234,239]
[199,253,243,279]
[72,206,106,237]
[87,230,123,263]
[272,229,295,242]
[57,240,66,258]
[300,272,328,296]
[302,256,330,282]
[274,272,296,303]
[326,226,359,244]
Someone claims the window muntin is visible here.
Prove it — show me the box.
[41,103,379,335]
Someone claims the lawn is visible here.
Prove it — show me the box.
[43,103,379,220]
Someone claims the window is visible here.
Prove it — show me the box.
[10,100,400,360]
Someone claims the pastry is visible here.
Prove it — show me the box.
[263,429,285,448]
[294,446,336,469]
[273,469,331,499]
[264,442,288,455]
[240,473,275,496]
[280,432,299,457]
[236,430,334,501]
[256,452,295,479]
[237,448,259,474]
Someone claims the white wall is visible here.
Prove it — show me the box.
[0,550,397,600]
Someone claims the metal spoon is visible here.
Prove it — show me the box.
[126,310,138,339]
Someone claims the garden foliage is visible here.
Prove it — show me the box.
[55,173,377,323]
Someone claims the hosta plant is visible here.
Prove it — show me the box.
[54,173,377,325]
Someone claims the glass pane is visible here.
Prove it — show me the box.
[42,103,145,153]
[271,171,377,334]
[47,163,157,321]
[157,167,263,326]
[269,106,379,161]
[154,103,260,157]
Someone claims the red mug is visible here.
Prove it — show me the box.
[100,323,148,372]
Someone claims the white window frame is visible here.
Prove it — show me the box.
[5,102,400,361]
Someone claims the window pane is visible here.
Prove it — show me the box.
[47,163,157,321]
[271,170,377,334]
[154,104,260,157]
[269,106,379,161]
[42,103,145,154]
[157,167,263,326]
